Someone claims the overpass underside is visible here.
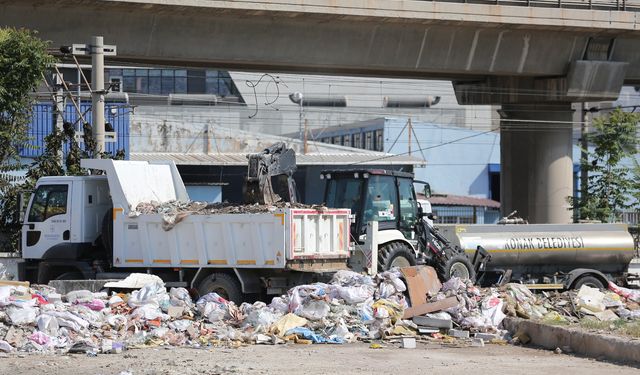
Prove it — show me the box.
[3,0,640,223]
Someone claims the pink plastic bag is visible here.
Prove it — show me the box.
[81,299,106,311]
[29,331,50,345]
[608,282,640,303]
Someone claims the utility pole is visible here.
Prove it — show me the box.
[580,102,589,220]
[303,118,309,155]
[62,37,116,158]
[53,72,66,166]
[408,117,413,156]
[91,36,106,157]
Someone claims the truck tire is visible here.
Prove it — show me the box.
[439,254,476,282]
[197,273,244,304]
[572,275,605,290]
[378,242,416,271]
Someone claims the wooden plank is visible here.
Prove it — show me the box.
[402,296,459,319]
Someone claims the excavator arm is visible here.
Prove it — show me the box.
[244,142,298,205]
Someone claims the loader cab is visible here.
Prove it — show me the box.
[322,169,420,240]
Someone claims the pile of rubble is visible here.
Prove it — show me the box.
[1,268,639,355]
[129,201,322,230]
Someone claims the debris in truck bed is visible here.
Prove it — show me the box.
[129,200,324,230]
[1,268,639,355]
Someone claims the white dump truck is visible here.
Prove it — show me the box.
[19,159,350,302]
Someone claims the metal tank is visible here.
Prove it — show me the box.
[437,223,635,275]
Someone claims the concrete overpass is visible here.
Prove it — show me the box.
[3,0,640,223]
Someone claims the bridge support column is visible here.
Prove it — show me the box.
[500,104,574,224]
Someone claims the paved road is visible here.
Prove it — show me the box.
[1,341,638,375]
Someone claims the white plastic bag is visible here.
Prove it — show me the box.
[337,285,375,305]
[297,300,330,321]
[7,305,37,325]
[37,314,60,336]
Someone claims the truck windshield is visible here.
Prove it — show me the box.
[325,178,363,214]
[27,184,68,222]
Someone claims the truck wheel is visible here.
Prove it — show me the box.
[439,254,476,282]
[572,275,605,290]
[197,273,244,304]
[378,242,416,271]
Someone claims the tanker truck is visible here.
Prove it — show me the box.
[436,223,637,289]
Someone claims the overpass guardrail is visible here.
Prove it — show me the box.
[432,0,639,11]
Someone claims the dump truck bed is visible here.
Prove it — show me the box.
[113,207,350,269]
[80,159,350,270]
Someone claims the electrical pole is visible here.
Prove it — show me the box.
[63,37,116,157]
[408,117,413,156]
[303,118,309,155]
[53,72,66,166]
[91,36,106,157]
[580,102,589,221]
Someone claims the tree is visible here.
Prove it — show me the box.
[0,29,54,169]
[571,108,640,222]
[0,28,53,250]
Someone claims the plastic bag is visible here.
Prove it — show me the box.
[42,311,89,332]
[480,294,506,327]
[337,285,375,305]
[29,331,50,346]
[245,308,280,329]
[7,305,37,325]
[81,299,106,311]
[37,314,60,336]
[608,281,640,303]
[66,290,94,304]
[576,285,606,313]
[270,313,308,336]
[128,282,169,310]
[0,340,13,352]
[169,287,194,308]
[131,304,167,321]
[269,297,289,314]
[296,300,330,321]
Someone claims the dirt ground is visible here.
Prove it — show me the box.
[1,341,638,375]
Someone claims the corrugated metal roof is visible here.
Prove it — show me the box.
[424,193,500,208]
[130,152,425,166]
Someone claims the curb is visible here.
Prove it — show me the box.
[502,317,640,365]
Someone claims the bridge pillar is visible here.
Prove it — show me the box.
[499,104,574,224]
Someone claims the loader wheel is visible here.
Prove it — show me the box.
[378,242,416,271]
[439,254,476,282]
[572,275,605,290]
[197,273,244,304]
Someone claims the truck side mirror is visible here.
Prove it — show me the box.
[423,184,432,198]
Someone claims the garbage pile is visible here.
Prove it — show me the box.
[129,201,322,230]
[1,269,639,355]
[501,281,640,324]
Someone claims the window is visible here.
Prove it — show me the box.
[363,175,398,224]
[28,185,68,222]
[353,133,362,149]
[325,178,363,214]
[343,135,352,148]
[332,136,342,145]
[365,131,374,150]
[398,178,417,230]
[375,130,384,151]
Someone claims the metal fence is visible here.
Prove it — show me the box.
[427,0,640,11]
[432,206,501,224]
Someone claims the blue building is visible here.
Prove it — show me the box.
[306,117,503,223]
